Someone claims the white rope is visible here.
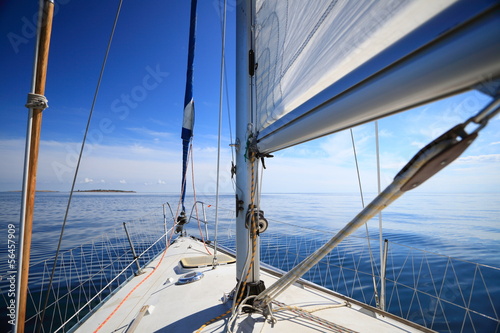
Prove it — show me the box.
[25,93,49,110]
[273,302,347,313]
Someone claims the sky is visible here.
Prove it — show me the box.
[0,0,499,196]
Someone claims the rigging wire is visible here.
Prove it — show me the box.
[375,120,385,310]
[213,0,227,266]
[255,97,500,310]
[37,0,124,330]
[92,226,177,333]
[349,128,380,308]
[189,143,212,255]
[216,1,235,164]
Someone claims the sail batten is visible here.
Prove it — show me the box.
[254,0,500,153]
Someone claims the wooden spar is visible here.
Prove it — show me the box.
[16,1,55,332]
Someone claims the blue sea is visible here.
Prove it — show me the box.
[0,191,499,332]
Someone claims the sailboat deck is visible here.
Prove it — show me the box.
[73,237,433,333]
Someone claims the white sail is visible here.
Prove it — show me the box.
[254,0,500,152]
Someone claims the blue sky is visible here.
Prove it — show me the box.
[1,0,499,195]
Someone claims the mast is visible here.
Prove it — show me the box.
[15,1,55,332]
[180,0,198,216]
[235,0,263,290]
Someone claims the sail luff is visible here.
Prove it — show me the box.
[181,0,198,212]
[16,1,55,332]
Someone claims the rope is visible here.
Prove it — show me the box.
[196,139,260,333]
[37,0,124,331]
[93,209,178,332]
[271,300,357,333]
[93,234,173,332]
[273,302,347,314]
[25,93,49,110]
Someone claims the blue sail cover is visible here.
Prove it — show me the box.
[181,0,197,212]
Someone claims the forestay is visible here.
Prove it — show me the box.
[254,0,500,152]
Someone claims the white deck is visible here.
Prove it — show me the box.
[73,237,433,333]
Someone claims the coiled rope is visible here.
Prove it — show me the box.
[25,93,49,110]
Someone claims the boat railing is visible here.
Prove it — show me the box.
[257,219,500,333]
[0,203,173,333]
[3,204,497,333]
[186,201,211,241]
[183,209,500,333]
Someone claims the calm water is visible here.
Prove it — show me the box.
[0,191,499,332]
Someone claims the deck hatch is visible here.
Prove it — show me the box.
[180,254,236,268]
[177,271,204,285]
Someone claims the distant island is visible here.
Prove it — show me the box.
[76,189,136,193]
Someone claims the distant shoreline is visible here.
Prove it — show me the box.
[7,189,136,193]
[76,189,136,193]
[8,190,59,192]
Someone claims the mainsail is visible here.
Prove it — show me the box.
[254,0,500,153]
[181,0,198,213]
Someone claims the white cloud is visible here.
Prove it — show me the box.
[1,99,498,195]
[410,141,426,149]
[456,154,500,164]
[0,136,237,194]
[126,127,173,139]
